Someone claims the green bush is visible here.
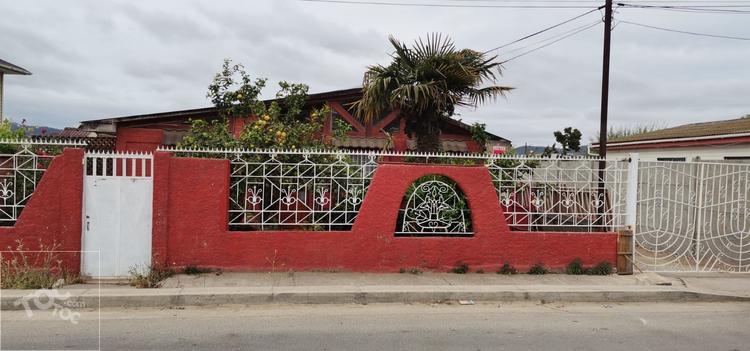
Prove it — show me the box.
[527,263,548,275]
[585,261,613,275]
[0,119,28,154]
[497,262,517,275]
[129,265,175,288]
[451,262,469,274]
[566,258,585,275]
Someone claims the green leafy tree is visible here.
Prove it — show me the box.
[553,127,582,156]
[469,122,488,153]
[353,34,512,152]
[0,119,29,154]
[179,59,348,151]
[206,59,266,121]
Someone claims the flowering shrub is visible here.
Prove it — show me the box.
[179,59,349,151]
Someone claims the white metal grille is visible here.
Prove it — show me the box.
[635,161,750,272]
[397,178,472,236]
[487,158,629,231]
[160,147,627,233]
[227,152,378,231]
[0,139,86,226]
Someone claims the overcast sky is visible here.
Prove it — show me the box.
[1,0,748,145]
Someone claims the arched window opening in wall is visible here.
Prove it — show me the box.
[395,175,473,237]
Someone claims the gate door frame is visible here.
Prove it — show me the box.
[81,151,154,278]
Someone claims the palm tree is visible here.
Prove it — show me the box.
[353,34,512,152]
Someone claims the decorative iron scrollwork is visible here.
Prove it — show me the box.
[398,177,471,235]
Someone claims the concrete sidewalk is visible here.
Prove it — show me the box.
[2,272,749,310]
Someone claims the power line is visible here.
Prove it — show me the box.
[496,19,603,56]
[618,2,750,13]
[620,20,750,40]
[502,20,601,62]
[447,0,750,2]
[299,0,600,8]
[483,6,603,53]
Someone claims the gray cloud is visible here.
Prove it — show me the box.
[0,0,747,145]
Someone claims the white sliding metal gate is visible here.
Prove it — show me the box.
[81,151,153,278]
[634,160,750,272]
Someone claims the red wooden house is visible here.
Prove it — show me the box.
[73,88,511,153]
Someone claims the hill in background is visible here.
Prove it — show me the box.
[9,121,62,136]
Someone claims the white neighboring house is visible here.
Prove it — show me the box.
[0,58,32,121]
[593,115,750,162]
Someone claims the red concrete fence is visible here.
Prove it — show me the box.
[1,148,618,274]
[152,152,617,273]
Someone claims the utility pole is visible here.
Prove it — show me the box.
[597,0,613,229]
[599,0,613,160]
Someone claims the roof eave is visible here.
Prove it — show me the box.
[593,131,750,149]
[79,87,364,125]
[0,62,32,75]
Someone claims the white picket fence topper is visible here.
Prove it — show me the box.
[156,145,608,161]
[84,150,153,178]
[159,146,631,232]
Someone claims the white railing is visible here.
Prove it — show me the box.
[0,139,87,226]
[160,146,631,233]
[487,158,630,231]
[228,152,376,231]
[156,145,606,162]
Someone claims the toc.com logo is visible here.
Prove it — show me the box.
[13,289,84,324]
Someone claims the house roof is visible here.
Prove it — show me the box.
[606,116,750,145]
[0,59,31,75]
[79,87,509,142]
[56,127,98,138]
[79,88,363,125]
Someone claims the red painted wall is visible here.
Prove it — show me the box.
[0,149,84,272]
[153,152,617,272]
[116,128,164,152]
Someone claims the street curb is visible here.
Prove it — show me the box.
[2,287,749,310]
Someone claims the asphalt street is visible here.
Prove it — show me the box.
[1,302,749,350]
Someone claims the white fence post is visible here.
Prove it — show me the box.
[626,153,639,230]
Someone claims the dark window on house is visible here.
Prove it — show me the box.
[724,156,750,160]
[384,118,400,134]
[657,157,686,162]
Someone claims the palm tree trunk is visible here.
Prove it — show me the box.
[414,113,442,153]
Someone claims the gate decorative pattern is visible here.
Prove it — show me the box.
[635,161,750,272]
[397,178,471,236]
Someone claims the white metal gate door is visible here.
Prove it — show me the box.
[635,161,750,272]
[81,151,153,278]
